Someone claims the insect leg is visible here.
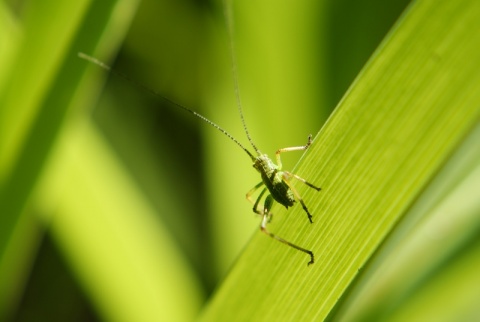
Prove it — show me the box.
[246,182,266,215]
[282,175,315,223]
[260,195,314,266]
[284,170,321,191]
[253,188,268,216]
[275,134,313,169]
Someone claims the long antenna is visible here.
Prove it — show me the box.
[78,52,255,161]
[223,0,260,154]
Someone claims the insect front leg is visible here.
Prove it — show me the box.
[275,134,313,169]
[260,195,314,266]
[275,134,320,191]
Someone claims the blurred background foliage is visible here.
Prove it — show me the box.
[0,0,418,320]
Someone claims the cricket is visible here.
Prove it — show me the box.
[79,1,321,265]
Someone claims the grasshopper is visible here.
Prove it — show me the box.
[79,0,321,265]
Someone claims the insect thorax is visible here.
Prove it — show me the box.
[253,154,295,208]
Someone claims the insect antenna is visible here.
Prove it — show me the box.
[223,0,260,155]
[78,52,256,161]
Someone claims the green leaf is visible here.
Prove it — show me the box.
[335,127,480,320]
[36,119,204,321]
[1,0,206,320]
[0,0,142,318]
[200,0,480,320]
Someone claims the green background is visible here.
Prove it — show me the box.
[2,0,479,321]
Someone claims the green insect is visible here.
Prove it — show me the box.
[79,3,321,266]
[248,136,321,265]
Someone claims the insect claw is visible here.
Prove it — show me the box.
[304,134,313,149]
[307,252,315,266]
[300,203,314,223]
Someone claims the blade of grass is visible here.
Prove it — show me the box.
[35,119,204,322]
[0,2,19,96]
[200,0,480,320]
[0,0,207,319]
[334,124,480,321]
[0,0,140,317]
[386,241,480,322]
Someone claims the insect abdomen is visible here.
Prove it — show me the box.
[264,172,295,208]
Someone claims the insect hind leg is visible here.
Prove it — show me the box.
[260,195,314,265]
